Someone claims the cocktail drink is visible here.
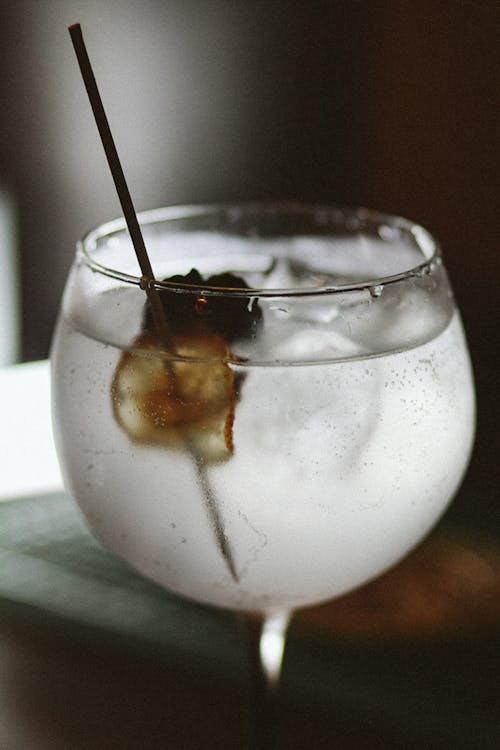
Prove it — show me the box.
[51,204,475,622]
[56,26,475,747]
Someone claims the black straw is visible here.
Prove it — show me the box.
[68,22,238,582]
[68,23,173,349]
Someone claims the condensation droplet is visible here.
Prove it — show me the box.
[369,284,384,298]
[428,257,442,275]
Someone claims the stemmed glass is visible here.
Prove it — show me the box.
[51,202,475,747]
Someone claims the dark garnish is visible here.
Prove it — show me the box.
[143,269,262,344]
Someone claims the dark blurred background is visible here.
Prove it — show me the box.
[1,0,497,517]
[0,1,499,747]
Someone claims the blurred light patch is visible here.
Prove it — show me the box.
[259,611,290,688]
[0,186,19,365]
[0,361,63,501]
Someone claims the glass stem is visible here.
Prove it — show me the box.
[240,610,291,750]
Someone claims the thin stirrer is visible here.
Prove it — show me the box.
[67,23,238,581]
[68,23,173,351]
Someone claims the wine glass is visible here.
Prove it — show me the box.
[51,202,475,747]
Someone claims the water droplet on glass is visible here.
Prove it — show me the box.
[369,284,384,298]
[428,257,442,274]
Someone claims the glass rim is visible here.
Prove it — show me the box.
[78,202,442,298]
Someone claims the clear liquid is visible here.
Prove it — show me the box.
[51,305,475,612]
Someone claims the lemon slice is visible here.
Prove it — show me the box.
[111,331,236,463]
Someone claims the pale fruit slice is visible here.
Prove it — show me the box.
[111,330,237,463]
